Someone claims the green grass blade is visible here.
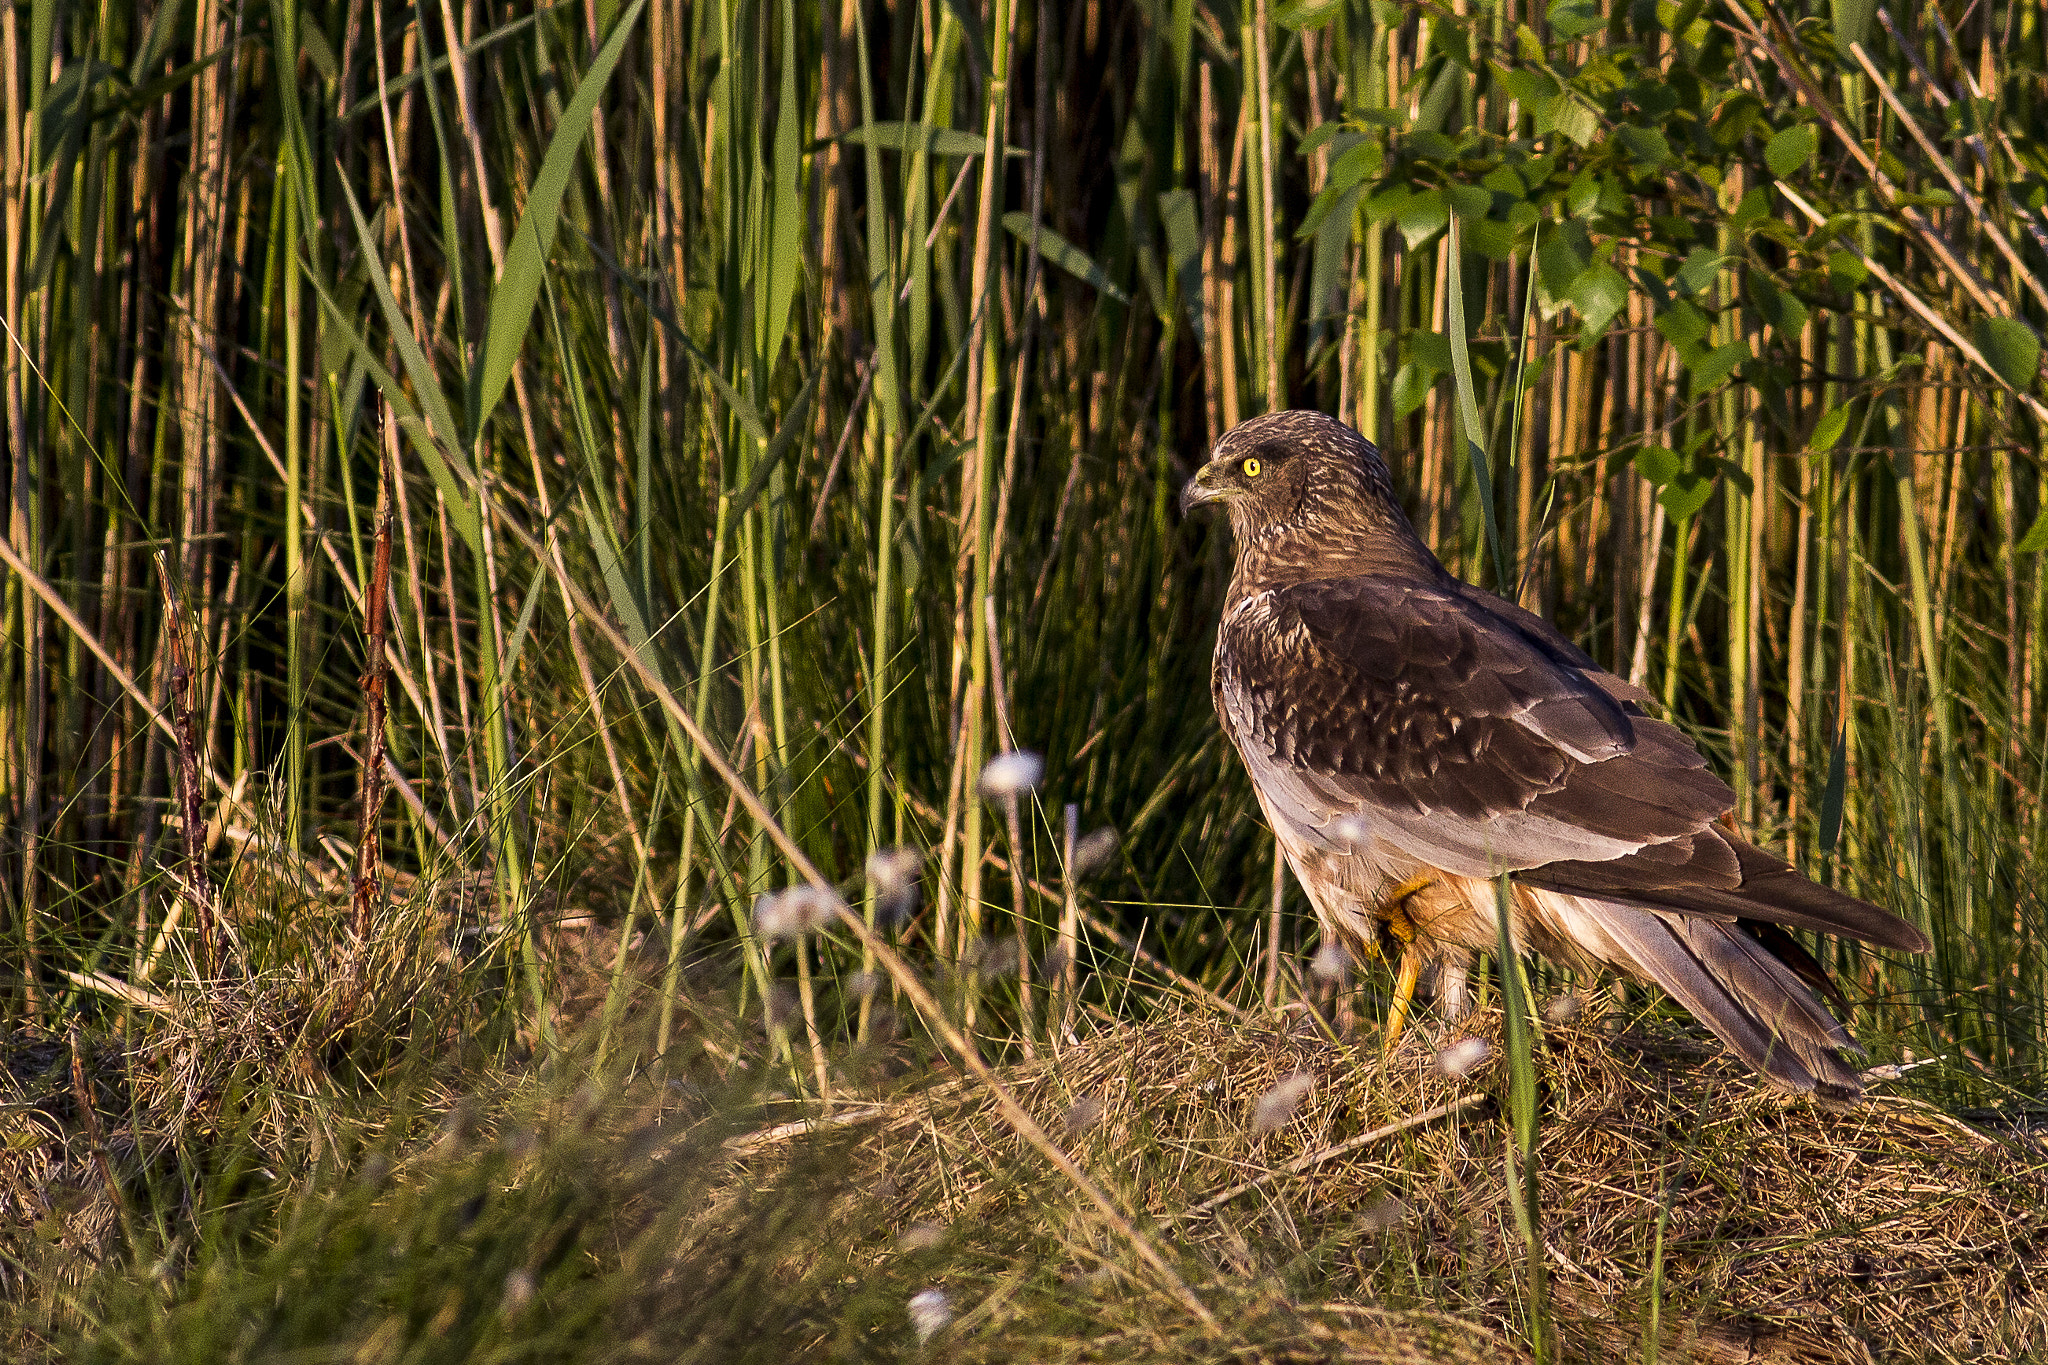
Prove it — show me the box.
[472,0,647,439]
[1445,217,1508,592]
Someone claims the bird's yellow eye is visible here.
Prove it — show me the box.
[1241,457,1262,478]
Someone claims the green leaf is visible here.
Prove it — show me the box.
[1675,246,1723,296]
[304,254,480,555]
[1659,470,1715,519]
[1972,316,2042,391]
[473,0,647,441]
[1549,0,1606,38]
[762,0,803,372]
[499,554,550,677]
[1654,298,1712,352]
[1395,188,1449,249]
[578,495,661,680]
[300,24,339,82]
[1810,403,1851,452]
[1764,123,1818,178]
[1445,182,1491,218]
[1687,339,1751,395]
[1633,445,1681,485]
[1311,182,1366,325]
[1416,61,1464,134]
[1273,0,1346,29]
[1159,188,1206,340]
[1615,124,1670,168]
[1408,330,1455,375]
[1826,249,1868,286]
[1391,359,1434,418]
[1496,65,1561,108]
[2018,510,2048,553]
[1818,729,1848,855]
[335,175,463,466]
[839,122,1011,159]
[1745,274,1809,334]
[1536,220,1591,305]
[1001,213,1129,303]
[1832,0,1874,49]
[1568,263,1631,340]
[1297,138,1382,238]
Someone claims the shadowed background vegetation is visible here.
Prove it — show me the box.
[3,0,2048,1356]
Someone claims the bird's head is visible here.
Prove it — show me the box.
[1179,411,1423,570]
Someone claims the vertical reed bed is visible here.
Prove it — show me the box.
[0,0,2042,1149]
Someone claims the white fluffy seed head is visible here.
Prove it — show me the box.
[977,749,1045,799]
[1252,1072,1315,1136]
[865,846,925,925]
[1064,1094,1105,1134]
[1542,992,1584,1025]
[753,885,843,941]
[1073,827,1120,876]
[977,936,1021,979]
[1361,1195,1410,1231]
[1310,940,1349,983]
[1435,1036,1492,1078]
[908,1287,952,1342]
[500,1268,536,1314]
[896,1222,946,1251]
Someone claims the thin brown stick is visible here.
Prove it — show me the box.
[152,554,216,979]
[722,1105,887,1152]
[354,462,393,949]
[1188,1093,1488,1216]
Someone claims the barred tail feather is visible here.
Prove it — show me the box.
[1582,900,1866,1099]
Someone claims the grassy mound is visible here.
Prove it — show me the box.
[828,1001,2048,1363]
[6,965,2045,1364]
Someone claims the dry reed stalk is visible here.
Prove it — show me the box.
[1218,78,1246,432]
[1853,42,2048,319]
[1198,64,1224,447]
[350,469,394,956]
[2,0,35,1024]
[1778,184,2048,423]
[1058,802,1081,1032]
[983,597,1035,1054]
[1255,0,1280,409]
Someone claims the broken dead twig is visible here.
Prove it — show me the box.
[722,1105,888,1153]
[62,969,174,1016]
[1189,1093,1490,1216]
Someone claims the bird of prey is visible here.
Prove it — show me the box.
[1180,409,1929,1099]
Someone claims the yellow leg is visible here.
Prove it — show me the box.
[1383,949,1422,1057]
[1377,876,1431,1058]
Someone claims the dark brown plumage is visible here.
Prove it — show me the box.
[1182,409,1929,1099]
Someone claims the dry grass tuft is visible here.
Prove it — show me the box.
[838,999,2048,1363]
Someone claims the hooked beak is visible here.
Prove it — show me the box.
[1178,459,1231,516]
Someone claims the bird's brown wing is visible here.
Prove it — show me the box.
[1215,574,1929,953]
